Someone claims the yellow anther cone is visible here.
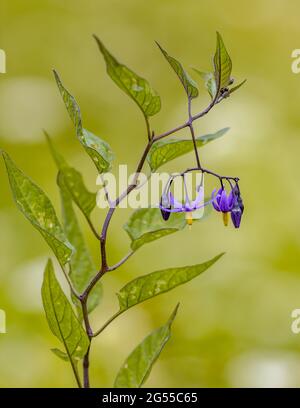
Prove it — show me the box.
[222,212,229,226]
[186,212,193,229]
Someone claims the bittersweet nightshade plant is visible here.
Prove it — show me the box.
[2,32,245,388]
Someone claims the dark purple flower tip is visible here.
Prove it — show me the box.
[212,187,234,213]
[231,206,242,228]
[230,185,244,228]
[160,193,171,221]
[160,207,171,221]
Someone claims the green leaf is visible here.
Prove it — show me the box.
[46,133,96,220]
[124,204,213,251]
[51,348,69,361]
[229,79,247,95]
[117,254,224,311]
[147,128,229,171]
[53,70,114,173]
[42,259,90,362]
[213,32,232,96]
[193,69,217,100]
[124,208,187,251]
[81,128,114,173]
[156,42,198,99]
[93,35,161,117]
[114,304,179,388]
[2,152,72,266]
[57,173,102,314]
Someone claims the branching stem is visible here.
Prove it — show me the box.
[76,95,227,388]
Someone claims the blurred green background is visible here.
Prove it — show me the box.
[1,0,300,388]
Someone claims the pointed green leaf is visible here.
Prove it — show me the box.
[193,69,217,100]
[2,152,72,266]
[42,259,90,361]
[57,173,102,314]
[81,128,114,173]
[124,205,212,251]
[51,348,69,361]
[229,79,247,95]
[117,254,224,311]
[156,42,198,99]
[93,35,161,117]
[54,70,114,173]
[147,128,229,171]
[213,32,232,96]
[124,208,187,251]
[46,133,96,220]
[114,304,179,388]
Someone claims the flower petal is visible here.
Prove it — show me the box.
[227,190,234,210]
[231,207,242,228]
[211,189,220,211]
[219,189,229,212]
[193,186,204,207]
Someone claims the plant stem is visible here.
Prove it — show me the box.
[71,357,83,388]
[153,121,189,142]
[85,215,100,240]
[80,297,93,388]
[92,310,123,338]
[83,346,90,388]
[62,264,80,300]
[183,166,239,182]
[187,97,201,169]
[144,115,152,141]
[108,251,134,271]
[78,96,225,388]
[81,299,93,337]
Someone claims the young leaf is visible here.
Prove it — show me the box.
[123,208,187,251]
[193,69,217,100]
[41,259,90,361]
[117,254,224,311]
[147,128,229,171]
[114,304,179,388]
[46,133,96,224]
[93,35,161,117]
[2,152,72,266]
[58,173,102,314]
[229,79,247,95]
[53,70,114,173]
[213,32,232,96]
[156,42,198,99]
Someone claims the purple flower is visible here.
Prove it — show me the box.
[169,187,204,212]
[212,187,234,226]
[159,182,211,226]
[212,185,244,228]
[230,185,244,228]
[212,188,234,212]
[160,187,204,214]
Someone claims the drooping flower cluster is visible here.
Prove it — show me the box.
[211,183,244,228]
[160,171,244,229]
